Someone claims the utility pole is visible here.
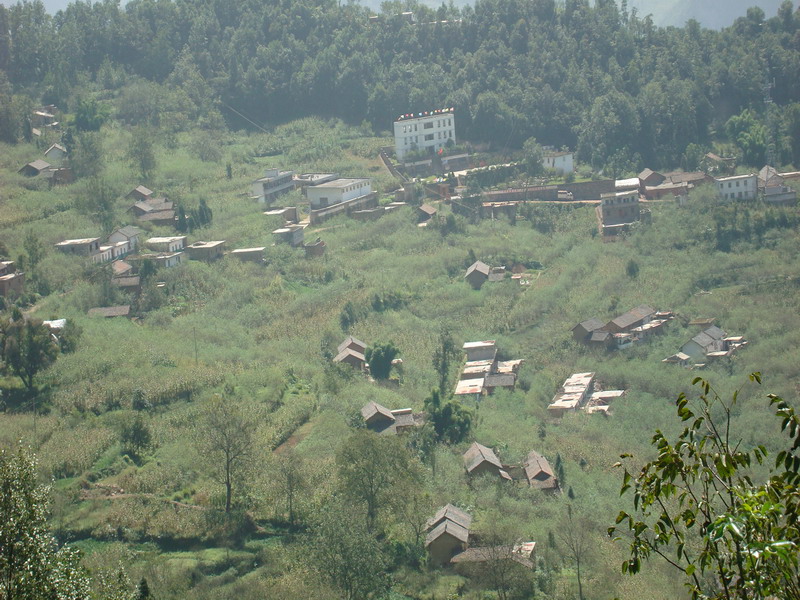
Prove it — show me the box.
[762,56,776,167]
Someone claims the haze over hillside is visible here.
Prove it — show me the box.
[627,0,786,28]
[28,0,789,30]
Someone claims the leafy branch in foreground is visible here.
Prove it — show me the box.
[610,373,800,600]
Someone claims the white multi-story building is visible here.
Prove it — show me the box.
[307,178,372,209]
[393,109,455,161]
[715,174,757,201]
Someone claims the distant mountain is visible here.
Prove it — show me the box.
[29,0,789,29]
[626,0,786,29]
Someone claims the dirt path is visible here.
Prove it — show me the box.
[273,418,314,454]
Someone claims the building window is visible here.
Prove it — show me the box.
[424,122,433,129]
[425,133,434,141]
[736,181,740,187]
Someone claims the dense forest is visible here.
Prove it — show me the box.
[1,0,800,172]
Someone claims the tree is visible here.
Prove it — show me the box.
[136,577,152,600]
[461,531,535,600]
[559,504,591,600]
[432,330,460,397]
[72,97,110,132]
[365,342,399,380]
[336,430,420,532]
[128,128,156,182]
[308,499,390,600]
[73,177,117,234]
[23,231,45,271]
[1,318,59,393]
[522,136,545,177]
[69,131,104,179]
[271,451,306,528]
[0,447,91,599]
[625,259,639,278]
[611,374,800,599]
[424,388,473,445]
[195,395,257,513]
[119,414,152,463]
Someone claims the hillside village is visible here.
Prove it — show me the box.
[1,2,800,598]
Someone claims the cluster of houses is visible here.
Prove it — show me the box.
[127,186,176,227]
[598,164,797,236]
[547,372,627,417]
[663,322,747,367]
[18,143,73,186]
[572,305,674,350]
[463,442,559,491]
[454,341,524,400]
[424,503,537,569]
[249,168,378,225]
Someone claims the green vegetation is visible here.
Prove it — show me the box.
[612,374,800,599]
[0,0,798,597]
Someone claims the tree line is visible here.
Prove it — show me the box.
[0,0,799,171]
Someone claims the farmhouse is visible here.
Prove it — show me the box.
[463,442,512,480]
[425,507,471,566]
[127,185,154,202]
[605,305,657,334]
[18,159,51,177]
[522,450,559,492]
[360,401,423,435]
[44,143,67,165]
[464,261,490,289]
[680,326,747,361]
[108,226,144,251]
[333,347,366,371]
